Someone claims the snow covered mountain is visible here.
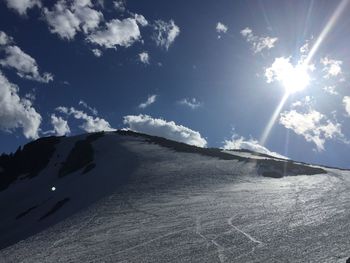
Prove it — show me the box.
[0,131,349,262]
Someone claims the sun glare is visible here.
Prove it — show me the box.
[261,58,311,145]
[266,57,311,94]
[281,64,310,94]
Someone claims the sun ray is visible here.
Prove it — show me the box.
[260,0,348,148]
[304,0,349,65]
[259,93,289,146]
[302,0,315,39]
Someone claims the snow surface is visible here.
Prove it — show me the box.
[0,131,349,262]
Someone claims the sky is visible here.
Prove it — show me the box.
[0,0,350,169]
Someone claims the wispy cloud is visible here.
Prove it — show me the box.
[113,0,126,12]
[0,31,12,46]
[134,14,148,27]
[153,19,180,50]
[279,109,344,151]
[178,98,202,109]
[223,133,287,159]
[92,48,102,57]
[216,22,228,34]
[139,94,157,109]
[299,42,309,54]
[321,57,343,79]
[79,100,98,115]
[0,45,53,83]
[123,114,207,147]
[291,96,313,109]
[87,18,141,49]
[56,106,114,133]
[0,31,53,83]
[139,51,150,64]
[323,86,338,95]
[241,27,278,53]
[343,96,350,116]
[4,0,41,15]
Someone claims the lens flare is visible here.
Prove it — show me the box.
[265,57,311,94]
[280,64,310,94]
[305,0,349,65]
[259,93,289,146]
[259,0,349,147]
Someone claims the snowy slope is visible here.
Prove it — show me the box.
[0,131,349,262]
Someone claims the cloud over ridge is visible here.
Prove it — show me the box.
[123,114,207,147]
[223,134,287,159]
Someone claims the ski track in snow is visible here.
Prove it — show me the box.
[195,216,235,263]
[93,227,192,262]
[0,132,350,262]
[227,216,263,246]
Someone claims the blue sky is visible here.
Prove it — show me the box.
[1,0,350,168]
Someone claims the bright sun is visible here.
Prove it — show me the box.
[280,64,310,94]
[266,57,311,94]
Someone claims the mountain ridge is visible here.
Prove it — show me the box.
[0,130,339,190]
[0,130,349,262]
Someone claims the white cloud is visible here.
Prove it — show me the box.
[113,0,126,12]
[323,86,338,95]
[0,45,53,83]
[321,57,342,79]
[56,106,114,133]
[25,92,36,101]
[138,94,157,109]
[72,0,103,34]
[241,27,278,53]
[343,96,350,116]
[4,0,41,15]
[87,18,141,49]
[279,109,344,151]
[92,48,102,57]
[139,51,149,64]
[178,98,202,109]
[300,42,309,54]
[43,1,81,40]
[78,100,98,115]
[123,114,207,147]
[291,96,314,109]
[153,20,180,50]
[216,22,228,34]
[0,71,41,139]
[134,14,148,27]
[44,0,103,40]
[265,57,292,83]
[0,31,12,46]
[51,114,70,136]
[223,134,287,159]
